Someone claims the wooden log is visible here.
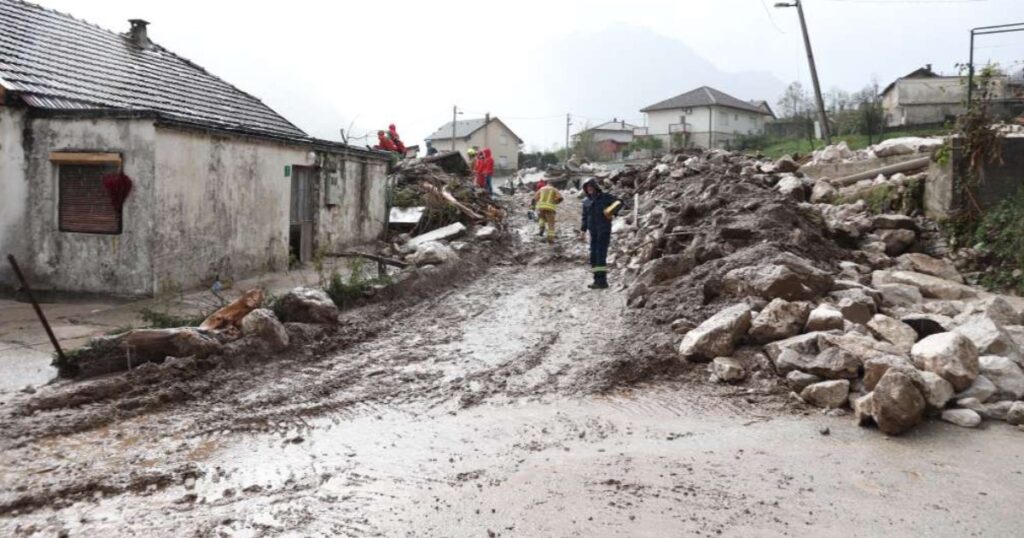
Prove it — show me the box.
[828,156,931,187]
[199,289,264,331]
[331,251,408,269]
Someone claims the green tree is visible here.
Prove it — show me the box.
[777,81,813,119]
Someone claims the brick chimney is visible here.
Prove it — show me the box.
[128,19,150,48]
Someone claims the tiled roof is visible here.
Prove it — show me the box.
[425,117,523,144]
[0,0,307,139]
[641,86,769,115]
[425,118,489,141]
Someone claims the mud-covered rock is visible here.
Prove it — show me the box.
[678,303,751,362]
[873,270,977,301]
[978,355,1024,400]
[241,309,289,351]
[786,370,823,391]
[941,409,982,428]
[801,379,850,409]
[918,371,955,410]
[410,241,458,266]
[810,181,837,204]
[878,283,924,308]
[863,355,917,391]
[910,332,979,392]
[748,298,811,344]
[710,357,746,383]
[878,229,916,257]
[954,314,1023,366]
[277,287,340,324]
[777,346,861,380]
[871,369,926,435]
[1006,402,1024,426]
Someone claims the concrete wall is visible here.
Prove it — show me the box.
[3,116,157,295]
[646,106,766,149]
[314,153,388,253]
[884,78,966,127]
[152,127,305,294]
[925,136,1024,218]
[0,107,28,286]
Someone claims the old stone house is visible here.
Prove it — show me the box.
[0,0,390,296]
[424,117,523,172]
[641,86,774,149]
[881,64,1024,127]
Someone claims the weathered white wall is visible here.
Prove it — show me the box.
[314,153,389,252]
[884,77,967,126]
[646,106,766,149]
[12,116,156,295]
[152,127,305,294]
[0,106,28,288]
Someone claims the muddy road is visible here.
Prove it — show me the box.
[2,196,1022,537]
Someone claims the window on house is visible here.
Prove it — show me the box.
[683,108,693,115]
[58,163,123,234]
[499,134,509,146]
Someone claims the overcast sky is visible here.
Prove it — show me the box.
[36,0,1024,150]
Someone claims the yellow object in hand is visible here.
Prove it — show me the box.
[603,200,622,220]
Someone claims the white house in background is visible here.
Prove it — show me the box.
[880,65,966,127]
[424,117,523,172]
[640,86,775,149]
[570,118,641,158]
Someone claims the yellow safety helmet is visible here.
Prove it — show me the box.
[467,148,477,157]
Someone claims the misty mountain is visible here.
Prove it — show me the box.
[518,25,787,141]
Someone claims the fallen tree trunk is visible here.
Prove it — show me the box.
[330,251,409,269]
[829,156,931,187]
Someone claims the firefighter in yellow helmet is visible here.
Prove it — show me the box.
[531,180,563,243]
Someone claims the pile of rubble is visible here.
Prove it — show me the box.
[600,147,1024,435]
[389,158,505,236]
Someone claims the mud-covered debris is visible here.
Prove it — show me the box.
[241,308,289,351]
[277,287,340,325]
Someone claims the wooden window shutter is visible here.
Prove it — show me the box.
[59,164,123,234]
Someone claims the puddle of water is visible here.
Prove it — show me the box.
[0,346,57,393]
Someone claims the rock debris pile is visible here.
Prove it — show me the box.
[599,147,1024,435]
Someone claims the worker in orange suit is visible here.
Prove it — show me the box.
[388,124,405,153]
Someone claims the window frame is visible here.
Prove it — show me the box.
[51,152,125,236]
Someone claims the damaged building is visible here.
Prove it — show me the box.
[0,0,390,296]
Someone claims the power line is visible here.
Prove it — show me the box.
[760,0,788,34]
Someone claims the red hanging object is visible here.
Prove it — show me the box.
[101,173,133,211]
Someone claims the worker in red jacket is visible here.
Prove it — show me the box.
[376,131,398,152]
[474,150,486,189]
[388,124,406,153]
[481,148,495,195]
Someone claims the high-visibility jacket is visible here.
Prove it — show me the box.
[534,185,563,211]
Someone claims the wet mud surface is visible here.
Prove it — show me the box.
[2,196,1022,536]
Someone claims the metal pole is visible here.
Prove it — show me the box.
[565,113,571,163]
[484,112,490,150]
[967,30,976,106]
[6,254,67,368]
[451,105,457,152]
[794,0,832,145]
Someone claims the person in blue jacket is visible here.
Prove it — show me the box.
[579,177,623,289]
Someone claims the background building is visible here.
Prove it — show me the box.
[641,86,774,149]
[424,117,523,172]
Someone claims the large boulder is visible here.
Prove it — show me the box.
[240,308,289,351]
[776,346,862,380]
[636,254,694,287]
[878,284,924,309]
[831,288,877,325]
[895,253,963,283]
[774,156,800,173]
[276,287,340,324]
[776,175,805,201]
[863,355,917,391]
[872,214,917,231]
[918,371,955,410]
[748,299,811,344]
[765,332,824,363]
[805,305,845,332]
[817,332,904,363]
[410,241,458,266]
[810,181,837,204]
[871,369,927,435]
[953,314,1023,366]
[954,375,997,403]
[910,332,980,392]
[866,314,919,353]
[722,253,833,301]
[800,380,850,409]
[978,355,1024,400]
[678,303,752,362]
[953,296,1021,327]
[872,270,977,301]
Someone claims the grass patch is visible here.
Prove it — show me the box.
[138,308,207,329]
[968,187,1024,294]
[323,258,393,309]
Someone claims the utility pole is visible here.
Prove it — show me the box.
[451,105,457,152]
[484,112,490,149]
[565,113,572,163]
[776,1,831,145]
